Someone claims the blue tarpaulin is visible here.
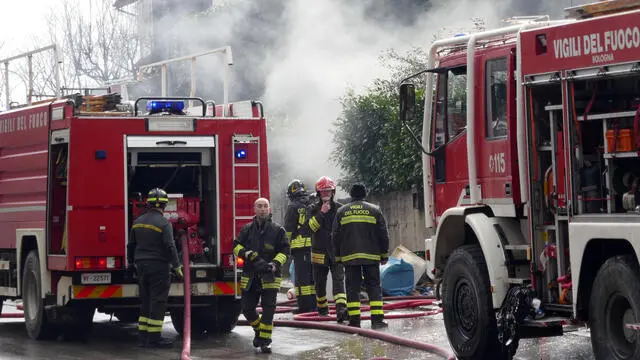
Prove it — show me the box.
[380,257,414,296]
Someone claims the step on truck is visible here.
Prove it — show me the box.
[399,1,640,359]
[0,45,266,340]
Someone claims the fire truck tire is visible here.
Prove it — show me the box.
[22,250,59,340]
[170,308,206,336]
[114,309,139,323]
[589,255,640,360]
[61,305,95,342]
[441,245,512,360]
[205,297,241,334]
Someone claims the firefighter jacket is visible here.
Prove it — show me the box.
[232,216,290,289]
[331,200,390,266]
[127,209,180,269]
[284,196,312,250]
[303,199,343,266]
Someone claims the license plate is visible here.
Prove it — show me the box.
[81,273,111,284]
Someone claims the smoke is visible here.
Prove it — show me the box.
[135,0,592,218]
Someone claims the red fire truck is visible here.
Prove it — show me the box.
[399,1,640,359]
[0,48,268,341]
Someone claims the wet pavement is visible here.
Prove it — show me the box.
[0,298,596,360]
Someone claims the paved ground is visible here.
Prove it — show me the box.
[0,294,596,360]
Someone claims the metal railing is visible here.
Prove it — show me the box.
[0,44,61,107]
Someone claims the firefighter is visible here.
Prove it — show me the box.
[332,183,390,329]
[284,179,316,313]
[304,176,347,322]
[233,198,289,353]
[126,188,183,348]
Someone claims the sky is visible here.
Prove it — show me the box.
[1,0,60,54]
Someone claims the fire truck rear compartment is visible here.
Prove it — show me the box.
[127,142,219,268]
[528,71,640,306]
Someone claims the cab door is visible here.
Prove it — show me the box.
[432,65,469,221]
[477,51,518,216]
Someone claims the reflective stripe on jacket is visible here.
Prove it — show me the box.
[331,200,390,266]
[127,209,180,268]
[284,197,312,250]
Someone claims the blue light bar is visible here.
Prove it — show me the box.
[146,100,185,114]
[235,149,247,159]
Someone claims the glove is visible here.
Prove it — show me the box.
[252,257,268,273]
[173,265,184,278]
[267,262,277,274]
[244,250,259,261]
[380,258,388,266]
[262,263,276,282]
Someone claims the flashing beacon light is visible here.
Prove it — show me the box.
[146,100,185,115]
[235,149,247,159]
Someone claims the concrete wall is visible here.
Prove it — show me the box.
[367,191,429,253]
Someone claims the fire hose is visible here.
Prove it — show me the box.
[239,295,455,360]
[180,233,192,360]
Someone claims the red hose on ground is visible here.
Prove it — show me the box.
[237,318,455,360]
[180,235,192,360]
[292,299,441,321]
[252,295,453,359]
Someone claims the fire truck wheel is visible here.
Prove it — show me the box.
[61,305,95,342]
[205,297,241,334]
[590,255,640,360]
[114,309,140,323]
[170,307,207,336]
[22,250,59,340]
[441,244,511,360]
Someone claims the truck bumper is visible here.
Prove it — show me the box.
[56,276,241,306]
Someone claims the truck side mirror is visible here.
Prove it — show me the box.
[399,83,416,123]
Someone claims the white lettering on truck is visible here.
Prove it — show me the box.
[0,111,48,135]
[552,26,640,65]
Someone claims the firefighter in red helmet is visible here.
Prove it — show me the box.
[304,176,348,322]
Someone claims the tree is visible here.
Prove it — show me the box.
[331,47,427,195]
[57,0,139,86]
[10,0,139,102]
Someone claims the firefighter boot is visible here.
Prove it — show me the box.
[318,307,329,316]
[371,320,389,330]
[336,303,348,324]
[136,331,147,348]
[147,333,174,349]
[260,344,272,354]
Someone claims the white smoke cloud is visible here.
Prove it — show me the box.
[135,0,592,215]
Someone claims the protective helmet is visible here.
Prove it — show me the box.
[147,188,169,208]
[315,176,336,192]
[287,179,307,198]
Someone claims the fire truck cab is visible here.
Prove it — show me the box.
[400,1,640,359]
[0,48,267,341]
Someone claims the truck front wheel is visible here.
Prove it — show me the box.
[590,255,640,360]
[441,244,511,360]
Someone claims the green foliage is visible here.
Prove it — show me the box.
[331,48,427,194]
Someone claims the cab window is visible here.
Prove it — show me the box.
[434,66,467,147]
[485,57,508,139]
